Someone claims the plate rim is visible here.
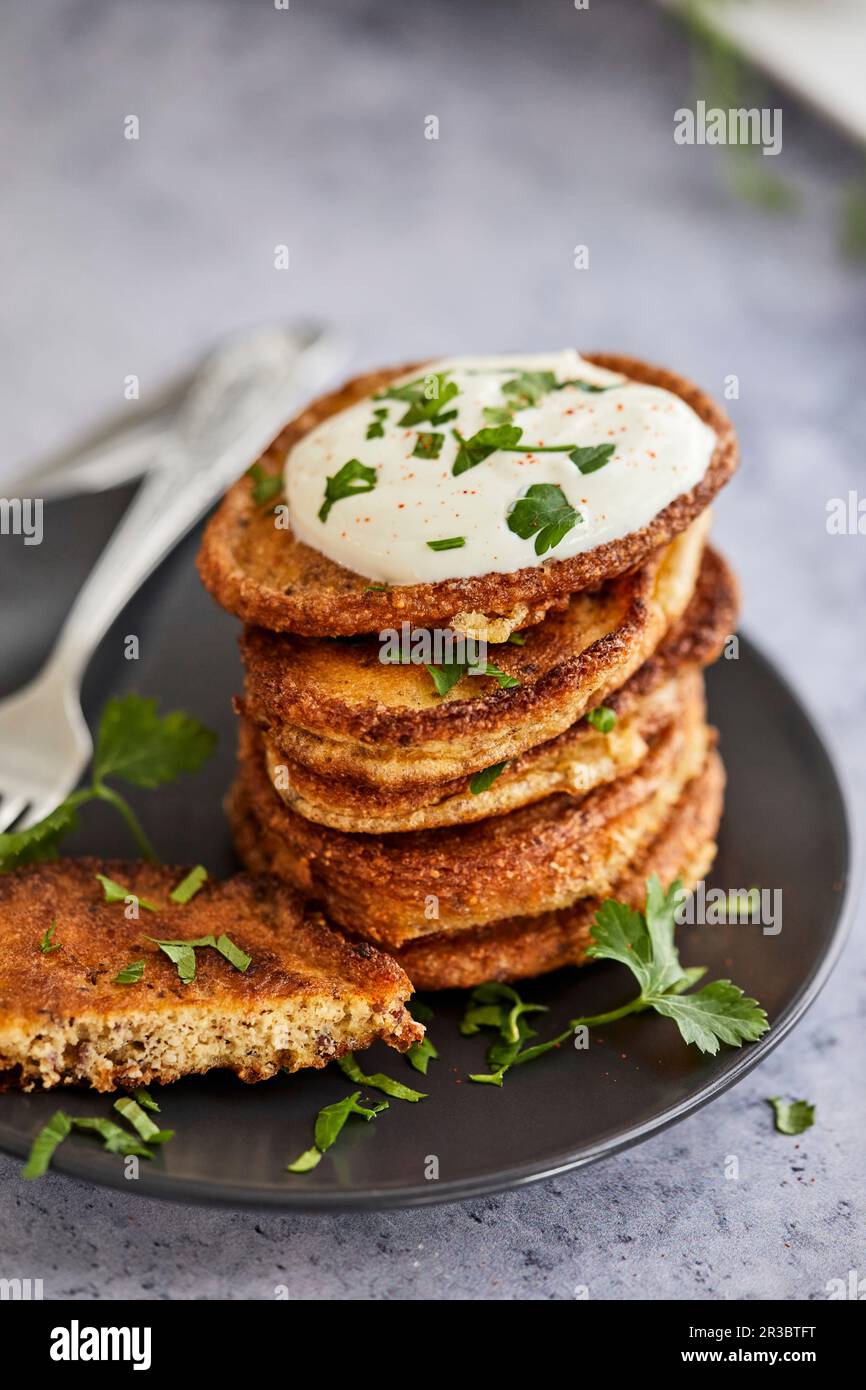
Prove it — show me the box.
[0,632,857,1210]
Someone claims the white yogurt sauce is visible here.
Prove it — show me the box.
[285,350,716,584]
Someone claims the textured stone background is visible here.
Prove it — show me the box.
[1,0,864,1299]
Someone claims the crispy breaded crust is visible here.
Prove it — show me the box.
[394,749,725,989]
[260,545,738,831]
[197,354,738,636]
[240,515,709,793]
[0,860,421,1092]
[227,689,710,948]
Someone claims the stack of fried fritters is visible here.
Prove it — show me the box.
[199,356,739,989]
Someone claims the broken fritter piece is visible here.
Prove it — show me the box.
[0,859,422,1092]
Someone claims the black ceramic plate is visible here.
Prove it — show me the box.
[0,490,853,1207]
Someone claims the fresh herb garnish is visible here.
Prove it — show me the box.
[382,372,459,428]
[452,424,523,476]
[464,878,768,1085]
[507,483,580,555]
[287,1091,388,1173]
[506,631,526,646]
[149,933,251,985]
[426,658,520,698]
[113,1097,174,1145]
[413,432,445,460]
[245,463,282,507]
[114,960,145,984]
[133,1088,160,1113]
[463,983,550,1086]
[337,1053,426,1102]
[469,761,508,794]
[0,695,216,873]
[96,873,159,912]
[405,1000,438,1075]
[39,920,60,954]
[586,705,617,733]
[169,865,208,904]
[366,407,389,440]
[569,442,615,475]
[22,1104,175,1179]
[426,536,465,551]
[768,1097,815,1136]
[501,370,558,410]
[318,459,377,523]
[556,378,620,394]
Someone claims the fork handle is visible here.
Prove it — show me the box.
[47,457,221,684]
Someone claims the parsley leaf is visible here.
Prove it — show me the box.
[0,801,81,872]
[650,981,771,1054]
[114,960,145,984]
[133,1088,160,1113]
[94,694,216,789]
[96,873,159,912]
[586,705,616,733]
[149,933,251,984]
[413,431,445,459]
[569,442,616,474]
[768,1097,815,1136]
[469,761,508,794]
[392,373,459,427]
[22,1110,72,1179]
[113,1097,174,1145]
[337,1053,426,1102]
[169,864,208,904]
[507,483,580,555]
[318,458,377,523]
[425,658,520,698]
[287,1091,388,1173]
[453,424,523,476]
[39,919,60,954]
[245,462,282,507]
[501,370,558,410]
[405,1000,438,1075]
[426,536,464,551]
[22,1103,175,1179]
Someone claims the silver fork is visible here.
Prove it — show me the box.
[0,320,345,834]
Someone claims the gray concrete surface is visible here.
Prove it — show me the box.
[1,0,864,1299]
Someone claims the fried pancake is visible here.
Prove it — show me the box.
[393,748,725,989]
[240,513,710,799]
[227,685,710,948]
[260,545,737,832]
[0,861,421,1092]
[197,355,737,637]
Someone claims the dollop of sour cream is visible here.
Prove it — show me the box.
[285,351,716,584]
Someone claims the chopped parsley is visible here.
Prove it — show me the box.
[96,873,159,912]
[113,960,145,984]
[337,1053,426,1102]
[768,1097,815,1135]
[569,442,615,475]
[0,694,216,872]
[469,761,508,794]
[413,431,445,459]
[426,658,520,698]
[22,1102,176,1179]
[384,372,459,427]
[453,424,523,476]
[586,705,617,733]
[245,462,282,507]
[426,536,465,551]
[366,407,389,440]
[39,920,60,954]
[406,1000,438,1075]
[113,1097,174,1145]
[169,864,208,904]
[507,483,580,555]
[318,458,377,523]
[287,1091,388,1173]
[149,933,251,985]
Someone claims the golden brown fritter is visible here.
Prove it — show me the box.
[258,545,738,832]
[392,748,725,989]
[227,683,710,949]
[197,354,737,637]
[0,860,421,1092]
[239,514,710,798]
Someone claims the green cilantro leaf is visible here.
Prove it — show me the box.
[169,865,208,904]
[337,1053,426,1102]
[114,960,145,984]
[453,423,523,476]
[39,919,60,954]
[569,442,616,474]
[507,482,580,555]
[586,705,616,733]
[318,458,377,523]
[469,761,508,794]
[768,1097,816,1136]
[96,873,159,912]
[93,694,216,790]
